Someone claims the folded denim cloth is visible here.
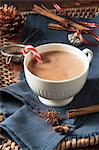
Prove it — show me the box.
[0,14,99,150]
[0,81,66,150]
[0,79,99,150]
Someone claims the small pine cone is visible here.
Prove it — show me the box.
[0,4,26,39]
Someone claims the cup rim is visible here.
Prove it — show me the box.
[24,43,89,83]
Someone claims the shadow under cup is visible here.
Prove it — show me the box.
[24,43,93,107]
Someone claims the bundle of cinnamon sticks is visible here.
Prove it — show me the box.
[32,5,90,32]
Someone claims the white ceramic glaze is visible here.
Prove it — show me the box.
[24,43,93,107]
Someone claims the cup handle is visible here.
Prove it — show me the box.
[82,48,93,63]
[6,56,12,64]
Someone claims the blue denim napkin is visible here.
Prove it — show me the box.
[0,78,99,149]
[0,14,99,150]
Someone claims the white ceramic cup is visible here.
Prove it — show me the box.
[24,43,93,107]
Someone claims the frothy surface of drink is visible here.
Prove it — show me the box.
[28,51,85,81]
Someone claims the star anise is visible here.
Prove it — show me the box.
[40,109,63,126]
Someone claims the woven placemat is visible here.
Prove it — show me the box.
[24,5,99,18]
[51,6,99,18]
[0,53,21,88]
[0,6,99,150]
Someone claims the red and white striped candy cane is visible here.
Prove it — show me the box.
[23,45,43,63]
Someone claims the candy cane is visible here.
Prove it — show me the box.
[23,45,43,63]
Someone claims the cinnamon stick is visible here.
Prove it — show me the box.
[48,23,66,30]
[66,104,99,119]
[33,5,65,24]
[48,23,78,32]
[32,5,90,31]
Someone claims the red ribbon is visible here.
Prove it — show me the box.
[79,31,99,46]
[51,1,99,46]
[51,1,64,14]
[88,31,99,42]
[79,22,99,28]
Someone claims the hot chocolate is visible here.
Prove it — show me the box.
[27,51,85,81]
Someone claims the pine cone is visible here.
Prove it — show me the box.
[0,4,26,39]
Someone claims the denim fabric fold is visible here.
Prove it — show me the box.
[0,78,99,149]
[1,105,65,150]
